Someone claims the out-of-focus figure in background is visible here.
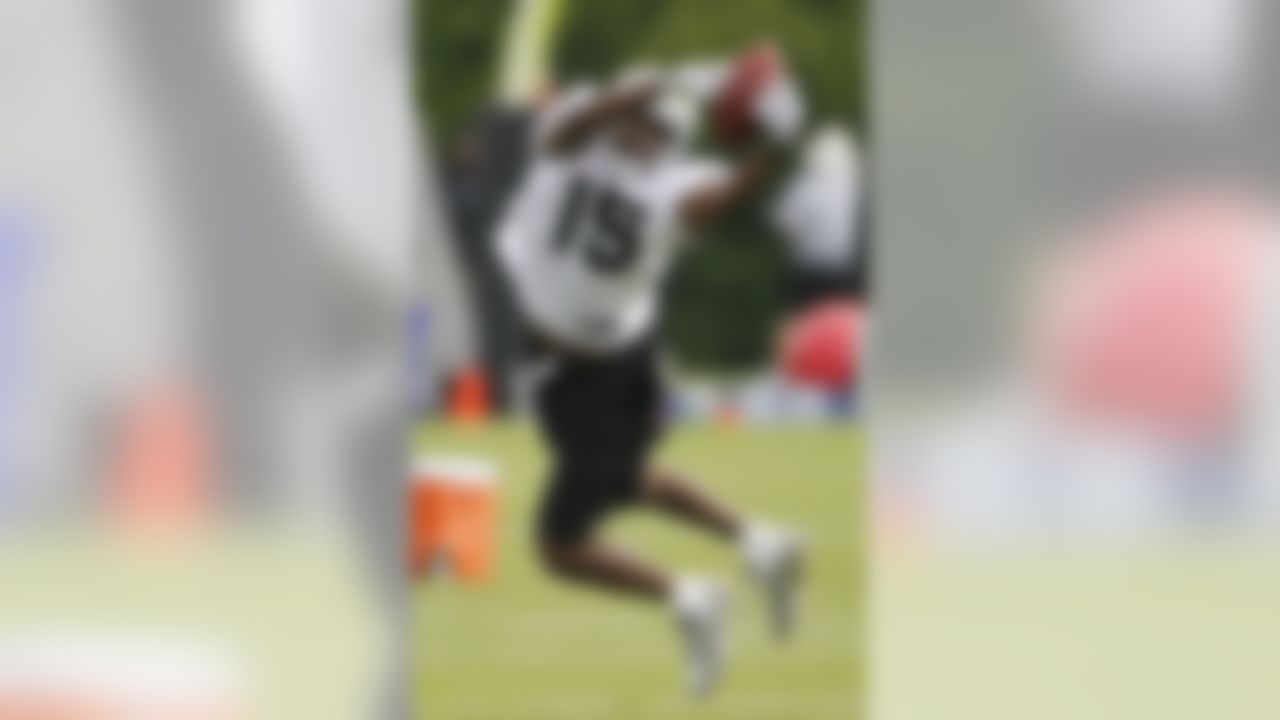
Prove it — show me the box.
[874,0,1280,718]
[772,125,867,310]
[439,112,529,412]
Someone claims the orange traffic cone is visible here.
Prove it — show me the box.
[713,401,743,431]
[447,366,491,426]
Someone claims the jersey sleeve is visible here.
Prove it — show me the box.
[663,157,732,233]
[531,82,600,153]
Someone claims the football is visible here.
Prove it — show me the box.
[710,42,784,145]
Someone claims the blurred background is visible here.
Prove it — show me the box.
[873,0,1280,718]
[410,1,867,718]
[0,0,419,717]
[8,0,1277,717]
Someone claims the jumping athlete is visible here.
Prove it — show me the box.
[496,54,807,697]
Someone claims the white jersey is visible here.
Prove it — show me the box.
[497,86,727,353]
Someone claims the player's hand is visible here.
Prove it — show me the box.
[752,71,806,146]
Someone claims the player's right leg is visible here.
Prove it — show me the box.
[536,539,728,697]
[642,468,806,643]
[536,489,730,698]
[532,348,730,696]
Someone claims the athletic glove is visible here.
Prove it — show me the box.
[753,72,806,146]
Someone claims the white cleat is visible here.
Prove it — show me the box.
[742,524,805,643]
[671,577,730,699]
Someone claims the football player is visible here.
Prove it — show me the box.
[497,52,807,697]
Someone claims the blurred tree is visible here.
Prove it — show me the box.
[415,0,512,144]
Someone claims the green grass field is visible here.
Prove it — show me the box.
[414,421,864,720]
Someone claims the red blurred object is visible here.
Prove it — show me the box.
[1038,189,1265,437]
[711,42,782,145]
[110,381,213,537]
[779,300,866,390]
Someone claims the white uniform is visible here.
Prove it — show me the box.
[497,85,727,354]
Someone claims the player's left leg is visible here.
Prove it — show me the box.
[640,467,742,539]
[537,536,670,600]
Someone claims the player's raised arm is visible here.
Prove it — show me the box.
[542,73,659,157]
[681,57,807,233]
[680,143,782,234]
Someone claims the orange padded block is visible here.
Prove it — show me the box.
[409,456,500,584]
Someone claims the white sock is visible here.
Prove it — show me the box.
[740,522,779,560]
[671,576,717,618]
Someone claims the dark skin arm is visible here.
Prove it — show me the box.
[680,141,786,233]
[544,83,658,156]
